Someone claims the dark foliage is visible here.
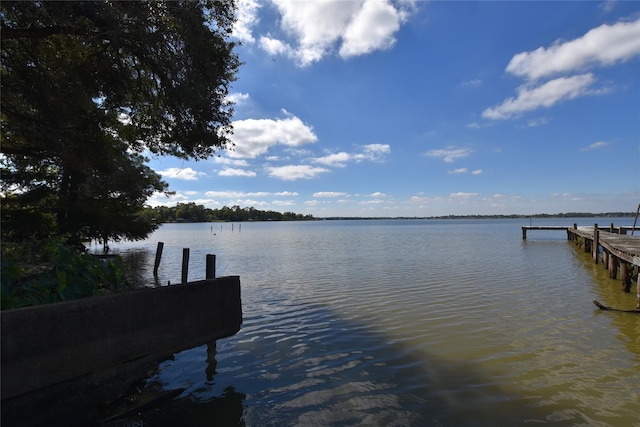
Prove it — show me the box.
[1,1,240,245]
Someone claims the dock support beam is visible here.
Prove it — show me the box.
[637,274,640,309]
[608,255,617,280]
[620,263,630,292]
[153,242,164,277]
[181,248,190,284]
[206,254,217,279]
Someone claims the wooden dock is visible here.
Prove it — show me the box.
[522,223,639,309]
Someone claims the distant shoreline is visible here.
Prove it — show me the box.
[318,212,636,221]
[158,212,636,223]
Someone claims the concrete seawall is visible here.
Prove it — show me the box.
[1,276,242,425]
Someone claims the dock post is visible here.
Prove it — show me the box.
[206,254,216,279]
[153,242,164,277]
[637,273,639,309]
[620,263,630,292]
[608,255,617,280]
[603,250,609,269]
[593,228,599,263]
[522,227,527,240]
[181,248,190,284]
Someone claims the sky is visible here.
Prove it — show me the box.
[146,0,640,217]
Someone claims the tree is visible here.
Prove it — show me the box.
[1,1,240,244]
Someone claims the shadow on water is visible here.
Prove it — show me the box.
[101,302,593,427]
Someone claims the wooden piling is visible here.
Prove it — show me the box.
[620,263,630,292]
[608,254,617,279]
[637,273,640,309]
[593,228,599,263]
[206,254,216,279]
[181,248,190,284]
[153,242,164,277]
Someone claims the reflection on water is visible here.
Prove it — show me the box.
[102,219,639,426]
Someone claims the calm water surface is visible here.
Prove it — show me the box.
[101,218,639,426]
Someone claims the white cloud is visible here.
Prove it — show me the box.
[424,147,474,163]
[580,141,610,151]
[226,92,250,105]
[599,1,618,13]
[446,168,482,175]
[506,18,640,81]
[259,36,293,56]
[266,164,329,180]
[482,74,597,120]
[204,190,298,198]
[234,199,269,207]
[230,112,317,158]
[313,144,390,167]
[465,121,493,129]
[481,18,640,122]
[218,168,257,177]
[146,191,188,207]
[526,117,550,127]
[460,78,482,88]
[213,157,249,166]
[157,167,206,181]
[449,192,479,200]
[263,0,415,66]
[314,152,351,167]
[314,192,348,198]
[354,143,391,162]
[339,0,405,58]
[359,199,386,205]
[449,168,468,174]
[233,0,261,43]
[272,200,296,206]
[369,192,387,197]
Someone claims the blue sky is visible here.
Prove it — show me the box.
[147,0,640,217]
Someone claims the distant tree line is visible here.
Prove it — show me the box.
[142,203,315,223]
[321,212,637,221]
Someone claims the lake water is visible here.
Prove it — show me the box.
[100,218,639,426]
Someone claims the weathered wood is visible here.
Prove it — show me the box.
[593,300,640,313]
[206,254,216,279]
[609,253,618,279]
[593,228,599,263]
[153,242,164,276]
[181,248,190,284]
[637,273,640,309]
[567,226,640,302]
[1,276,243,424]
[521,226,571,239]
[568,227,640,266]
[620,262,630,292]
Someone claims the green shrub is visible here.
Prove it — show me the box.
[1,237,131,310]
